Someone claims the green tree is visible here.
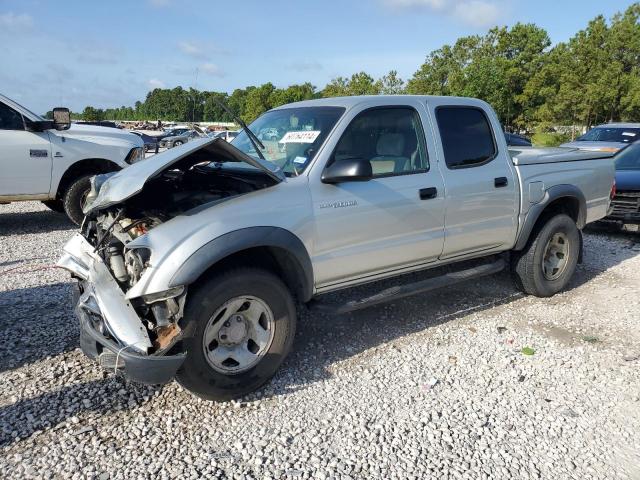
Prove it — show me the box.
[203,92,231,122]
[269,83,317,107]
[322,76,349,97]
[82,106,104,121]
[322,72,381,97]
[243,83,276,122]
[380,70,405,94]
[408,23,550,129]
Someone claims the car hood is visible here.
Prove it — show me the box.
[85,137,284,213]
[615,169,640,191]
[64,123,143,147]
[559,140,627,152]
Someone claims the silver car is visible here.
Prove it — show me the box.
[560,123,640,152]
[58,95,615,400]
[159,130,202,149]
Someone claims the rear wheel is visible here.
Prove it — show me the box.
[176,268,296,401]
[62,175,92,225]
[42,200,65,214]
[511,214,580,297]
[173,140,183,147]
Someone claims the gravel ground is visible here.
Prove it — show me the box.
[1,201,639,480]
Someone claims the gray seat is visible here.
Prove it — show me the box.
[370,133,410,175]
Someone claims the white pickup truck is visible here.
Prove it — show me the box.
[0,94,145,224]
[59,95,616,400]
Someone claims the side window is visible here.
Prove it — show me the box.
[436,107,496,169]
[333,107,429,177]
[0,102,25,131]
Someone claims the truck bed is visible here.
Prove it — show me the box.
[509,147,617,166]
[511,147,616,231]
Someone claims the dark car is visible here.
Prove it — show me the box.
[505,132,532,147]
[131,131,160,152]
[607,141,640,225]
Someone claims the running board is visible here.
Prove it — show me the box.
[309,258,506,315]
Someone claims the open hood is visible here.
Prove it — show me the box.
[85,138,284,213]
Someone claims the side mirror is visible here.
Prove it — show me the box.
[52,107,71,130]
[321,157,372,184]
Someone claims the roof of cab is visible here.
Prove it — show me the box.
[270,95,492,111]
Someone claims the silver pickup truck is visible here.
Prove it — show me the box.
[58,95,615,400]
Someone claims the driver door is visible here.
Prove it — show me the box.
[0,101,52,197]
[309,104,446,289]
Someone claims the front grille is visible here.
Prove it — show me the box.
[610,190,640,221]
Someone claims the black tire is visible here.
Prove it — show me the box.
[176,267,296,401]
[42,200,65,214]
[173,140,183,147]
[62,175,92,225]
[511,214,580,297]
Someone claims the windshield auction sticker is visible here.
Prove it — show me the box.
[279,131,321,143]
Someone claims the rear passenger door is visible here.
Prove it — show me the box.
[309,104,446,288]
[431,105,518,258]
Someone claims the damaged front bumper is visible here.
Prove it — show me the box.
[58,234,185,384]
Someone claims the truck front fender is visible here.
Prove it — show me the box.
[514,184,587,251]
[169,227,315,302]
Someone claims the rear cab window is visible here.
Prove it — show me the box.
[435,107,496,169]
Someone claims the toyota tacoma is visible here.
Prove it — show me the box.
[58,95,616,400]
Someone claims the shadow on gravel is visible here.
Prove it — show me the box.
[0,208,73,237]
[0,282,79,374]
[0,377,161,446]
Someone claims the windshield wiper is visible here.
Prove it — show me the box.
[214,99,266,161]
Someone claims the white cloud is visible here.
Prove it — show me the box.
[178,41,208,60]
[453,1,501,27]
[200,63,225,77]
[148,78,166,89]
[382,0,504,27]
[0,12,34,30]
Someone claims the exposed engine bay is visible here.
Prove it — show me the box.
[80,161,277,353]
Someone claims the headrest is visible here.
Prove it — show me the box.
[376,133,405,156]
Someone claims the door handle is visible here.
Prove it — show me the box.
[494,177,508,188]
[419,187,438,200]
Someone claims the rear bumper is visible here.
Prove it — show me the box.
[59,234,185,384]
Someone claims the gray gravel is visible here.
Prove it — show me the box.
[1,201,639,479]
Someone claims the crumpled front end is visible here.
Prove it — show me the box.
[58,234,186,384]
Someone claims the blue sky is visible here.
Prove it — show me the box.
[0,0,637,114]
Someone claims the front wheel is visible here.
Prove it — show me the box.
[176,268,296,401]
[511,214,580,297]
[62,175,93,225]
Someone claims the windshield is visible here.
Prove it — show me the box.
[231,106,345,176]
[578,127,640,143]
[615,142,640,170]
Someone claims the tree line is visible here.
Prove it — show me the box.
[79,3,640,134]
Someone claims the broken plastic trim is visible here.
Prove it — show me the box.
[142,286,185,304]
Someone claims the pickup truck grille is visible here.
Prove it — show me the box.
[610,190,640,223]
